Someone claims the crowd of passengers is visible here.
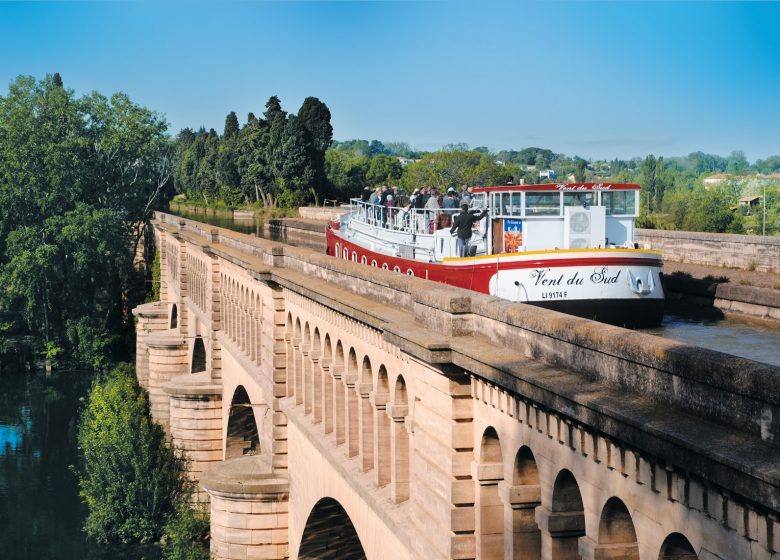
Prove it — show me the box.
[359,184,477,231]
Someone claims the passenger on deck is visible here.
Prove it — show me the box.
[450,203,489,257]
[425,190,441,232]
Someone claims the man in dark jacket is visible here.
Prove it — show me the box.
[450,204,488,257]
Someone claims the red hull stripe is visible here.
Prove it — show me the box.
[327,231,660,296]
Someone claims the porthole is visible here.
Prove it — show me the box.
[361,256,367,265]
[393,266,401,273]
[352,251,357,262]
[371,260,378,267]
[382,263,389,270]
[407,269,414,276]
[343,248,349,259]
[335,243,340,256]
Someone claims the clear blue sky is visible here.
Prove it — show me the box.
[1,1,778,161]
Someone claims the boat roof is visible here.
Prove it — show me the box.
[472,182,640,193]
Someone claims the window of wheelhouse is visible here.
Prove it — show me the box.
[490,191,522,217]
[525,192,561,216]
[471,193,487,210]
[600,190,637,216]
[563,191,595,208]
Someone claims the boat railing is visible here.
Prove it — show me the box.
[348,198,454,236]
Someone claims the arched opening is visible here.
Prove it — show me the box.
[334,341,346,445]
[294,318,303,405]
[346,348,359,458]
[374,365,391,487]
[191,336,206,373]
[548,469,586,560]
[359,356,374,472]
[598,497,638,559]
[285,313,294,397]
[303,322,313,414]
[225,385,260,459]
[658,533,698,560]
[322,335,334,434]
[298,497,366,560]
[170,304,178,329]
[312,328,323,423]
[390,375,409,503]
[506,446,541,560]
[477,427,504,559]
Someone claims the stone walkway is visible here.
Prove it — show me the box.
[663,261,780,291]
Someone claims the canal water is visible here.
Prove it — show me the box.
[170,208,780,368]
[0,370,161,560]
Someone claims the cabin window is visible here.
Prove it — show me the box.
[393,266,401,273]
[492,192,522,217]
[407,269,414,276]
[335,243,340,256]
[564,192,595,208]
[371,259,378,267]
[343,248,349,259]
[601,190,636,215]
[472,193,487,209]
[382,263,389,270]
[361,256,367,265]
[351,251,357,262]
[525,192,561,216]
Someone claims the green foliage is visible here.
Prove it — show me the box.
[150,251,161,302]
[76,363,187,544]
[175,95,333,209]
[0,74,172,363]
[162,503,211,560]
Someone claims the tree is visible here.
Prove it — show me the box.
[297,97,333,200]
[574,159,587,182]
[0,75,172,363]
[223,111,239,139]
[366,154,402,186]
[641,155,657,213]
[76,363,186,543]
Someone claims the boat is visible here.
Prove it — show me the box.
[325,183,664,327]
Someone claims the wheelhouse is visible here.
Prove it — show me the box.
[472,183,640,254]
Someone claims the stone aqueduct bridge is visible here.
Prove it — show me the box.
[133,212,780,560]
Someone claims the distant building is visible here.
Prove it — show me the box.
[397,157,417,167]
[539,169,557,180]
[703,173,732,186]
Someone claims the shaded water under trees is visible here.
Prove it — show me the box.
[0,369,161,560]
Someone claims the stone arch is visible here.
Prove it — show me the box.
[311,328,323,423]
[225,385,259,459]
[293,317,303,405]
[476,427,504,559]
[285,313,294,397]
[374,365,391,487]
[170,303,178,329]
[298,497,367,560]
[390,375,409,503]
[302,322,313,414]
[191,336,206,373]
[346,348,360,457]
[505,446,541,560]
[358,356,374,472]
[598,497,638,554]
[322,334,334,433]
[658,533,698,560]
[547,469,586,559]
[334,341,346,445]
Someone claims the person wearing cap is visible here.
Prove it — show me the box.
[450,203,489,257]
[361,186,372,203]
[384,193,396,228]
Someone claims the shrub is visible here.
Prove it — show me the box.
[163,502,211,560]
[76,363,187,543]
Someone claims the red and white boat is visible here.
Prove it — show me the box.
[326,183,664,327]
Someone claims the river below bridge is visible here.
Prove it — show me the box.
[0,370,161,560]
[171,207,780,368]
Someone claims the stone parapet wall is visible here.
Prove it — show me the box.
[297,206,350,221]
[637,228,780,272]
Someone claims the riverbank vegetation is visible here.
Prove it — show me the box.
[170,108,780,235]
[0,74,173,368]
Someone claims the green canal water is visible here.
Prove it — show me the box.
[0,370,161,560]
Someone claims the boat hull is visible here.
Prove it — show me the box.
[326,225,664,328]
